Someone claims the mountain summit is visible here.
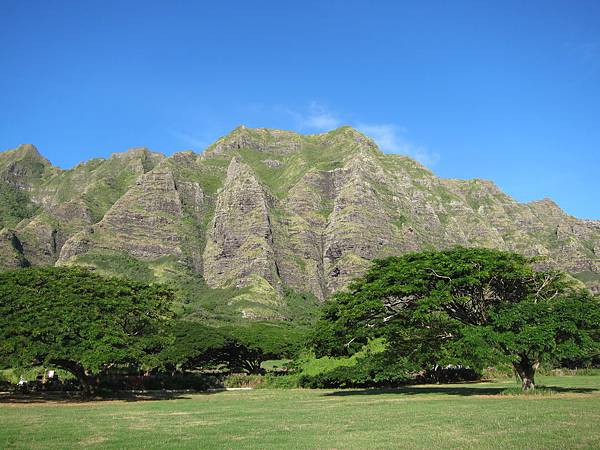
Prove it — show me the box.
[1,127,599,319]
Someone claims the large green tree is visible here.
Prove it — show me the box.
[312,248,600,390]
[0,267,175,395]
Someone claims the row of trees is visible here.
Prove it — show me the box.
[163,320,304,374]
[0,248,598,394]
[0,267,303,395]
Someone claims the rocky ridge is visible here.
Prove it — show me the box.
[1,127,599,320]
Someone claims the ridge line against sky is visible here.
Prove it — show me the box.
[1,0,598,219]
[167,102,441,166]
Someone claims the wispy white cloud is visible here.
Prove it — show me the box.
[288,101,342,131]
[356,122,440,166]
[167,129,208,150]
[282,102,440,165]
[197,101,440,166]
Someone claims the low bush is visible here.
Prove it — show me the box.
[258,374,301,389]
[223,374,264,388]
[542,367,600,377]
[298,354,412,389]
[416,365,480,384]
[481,365,514,380]
[98,373,222,391]
[572,368,600,376]
[298,365,368,389]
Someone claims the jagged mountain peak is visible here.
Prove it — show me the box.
[0,144,54,192]
[13,143,47,159]
[0,143,52,169]
[528,197,562,209]
[205,126,305,157]
[203,125,382,159]
[110,146,162,158]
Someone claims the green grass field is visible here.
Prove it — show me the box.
[2,376,600,449]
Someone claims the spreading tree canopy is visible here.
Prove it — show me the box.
[312,248,600,390]
[160,321,306,374]
[221,323,306,374]
[0,266,175,395]
[160,320,227,372]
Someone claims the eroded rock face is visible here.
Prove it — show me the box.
[0,144,51,191]
[56,228,94,263]
[203,158,280,289]
[323,155,397,292]
[275,169,334,299]
[17,216,60,266]
[0,229,29,269]
[206,126,303,157]
[59,169,184,262]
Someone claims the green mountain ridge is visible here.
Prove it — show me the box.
[1,127,599,321]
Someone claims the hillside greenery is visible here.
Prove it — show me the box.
[0,182,38,229]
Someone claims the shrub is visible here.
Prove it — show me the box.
[416,365,480,384]
[223,374,264,388]
[258,374,301,389]
[98,372,222,392]
[298,354,412,389]
[298,365,368,388]
[481,365,514,380]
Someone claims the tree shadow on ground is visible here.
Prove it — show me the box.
[0,390,222,404]
[323,384,598,397]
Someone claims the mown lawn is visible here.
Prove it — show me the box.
[1,376,599,449]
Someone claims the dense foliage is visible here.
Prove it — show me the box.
[312,247,600,390]
[221,323,306,373]
[2,247,598,396]
[160,320,227,372]
[0,267,175,395]
[0,181,38,229]
[297,353,412,388]
[161,321,307,374]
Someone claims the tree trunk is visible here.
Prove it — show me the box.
[77,373,94,398]
[50,359,96,398]
[513,357,539,391]
[242,359,264,375]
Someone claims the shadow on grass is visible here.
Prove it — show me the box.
[0,390,222,404]
[323,384,598,397]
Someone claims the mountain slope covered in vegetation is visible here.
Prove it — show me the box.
[1,126,598,320]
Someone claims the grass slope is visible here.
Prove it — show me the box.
[0,182,38,229]
[1,376,599,449]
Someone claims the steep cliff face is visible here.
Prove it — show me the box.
[322,153,399,293]
[58,168,184,264]
[1,127,599,318]
[0,146,164,268]
[0,144,52,190]
[0,229,28,269]
[203,157,279,289]
[276,168,334,299]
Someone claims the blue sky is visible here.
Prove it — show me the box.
[1,1,599,219]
